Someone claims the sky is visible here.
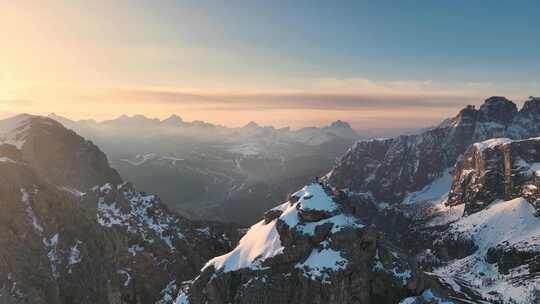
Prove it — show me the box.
[1,0,540,131]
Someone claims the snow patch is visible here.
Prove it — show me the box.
[434,197,540,303]
[473,138,512,152]
[295,248,348,283]
[402,168,453,205]
[43,233,60,279]
[204,219,283,272]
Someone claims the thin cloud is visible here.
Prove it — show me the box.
[90,89,480,111]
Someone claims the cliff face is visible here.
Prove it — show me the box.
[179,183,462,304]
[176,97,540,304]
[0,116,240,304]
[448,137,540,215]
[327,97,540,205]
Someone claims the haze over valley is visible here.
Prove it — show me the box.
[2,1,540,304]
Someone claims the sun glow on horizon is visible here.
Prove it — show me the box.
[1,1,538,130]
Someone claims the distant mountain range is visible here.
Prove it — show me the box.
[5,96,540,303]
[179,96,540,304]
[48,113,359,146]
[46,113,361,225]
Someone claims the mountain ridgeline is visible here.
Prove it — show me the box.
[0,115,240,304]
[178,96,540,304]
[3,96,540,304]
[47,114,360,225]
[327,96,540,204]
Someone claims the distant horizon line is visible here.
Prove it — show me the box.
[3,111,425,133]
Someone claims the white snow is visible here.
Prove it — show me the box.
[43,233,60,279]
[451,197,540,253]
[473,138,512,152]
[294,184,339,212]
[99,183,112,193]
[68,240,83,273]
[292,213,362,237]
[426,203,465,227]
[20,188,44,233]
[434,197,540,303]
[175,290,190,304]
[372,249,412,286]
[128,244,144,256]
[278,184,364,235]
[96,185,185,252]
[295,248,348,283]
[398,289,456,304]
[195,227,211,236]
[402,169,453,205]
[68,240,82,265]
[398,297,417,304]
[203,219,284,272]
[156,280,178,304]
[203,183,362,274]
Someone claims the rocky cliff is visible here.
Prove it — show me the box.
[0,115,240,304]
[176,97,540,304]
[327,96,540,205]
[448,137,540,215]
[177,183,465,304]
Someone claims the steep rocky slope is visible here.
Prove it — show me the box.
[432,137,540,303]
[0,114,121,190]
[175,96,540,304]
[177,183,464,304]
[48,113,359,225]
[0,115,239,304]
[327,96,540,205]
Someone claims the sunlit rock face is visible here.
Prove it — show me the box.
[327,96,540,205]
[449,137,540,215]
[178,183,458,304]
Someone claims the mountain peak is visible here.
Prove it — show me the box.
[243,121,260,129]
[520,96,540,115]
[162,114,184,124]
[329,120,352,130]
[0,114,121,189]
[478,96,517,124]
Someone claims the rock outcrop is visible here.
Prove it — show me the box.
[327,96,540,205]
[178,183,463,304]
[448,137,540,215]
[0,115,240,304]
[0,114,122,190]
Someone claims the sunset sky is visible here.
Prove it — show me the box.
[2,0,540,131]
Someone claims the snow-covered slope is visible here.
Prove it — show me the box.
[0,115,240,304]
[178,182,455,304]
[327,96,540,205]
[204,184,363,274]
[435,198,540,303]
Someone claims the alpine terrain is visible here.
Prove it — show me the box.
[0,114,240,304]
[175,96,540,304]
[48,114,360,225]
